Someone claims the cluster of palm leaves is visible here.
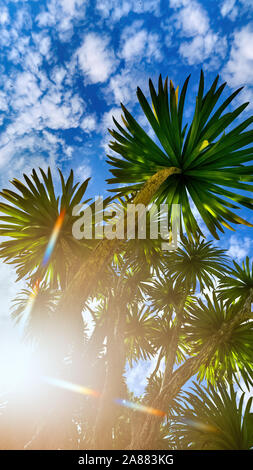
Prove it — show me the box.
[0,70,252,450]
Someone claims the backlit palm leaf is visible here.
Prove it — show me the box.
[168,382,253,450]
[0,168,93,288]
[163,239,228,291]
[218,256,253,304]
[125,304,157,367]
[107,71,253,240]
[185,294,253,387]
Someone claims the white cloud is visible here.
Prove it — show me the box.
[220,0,253,20]
[227,235,252,261]
[77,33,118,84]
[121,29,147,61]
[126,354,164,396]
[36,0,88,41]
[173,1,209,37]
[32,33,51,57]
[13,71,42,109]
[179,32,227,66]
[75,163,92,181]
[50,66,66,85]
[100,107,123,153]
[119,21,162,63]
[105,70,141,106]
[220,0,238,20]
[0,91,8,111]
[0,261,24,319]
[80,114,97,133]
[0,7,9,25]
[102,107,123,131]
[169,0,227,68]
[223,25,253,88]
[96,0,160,23]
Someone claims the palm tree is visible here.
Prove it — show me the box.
[166,382,253,450]
[0,168,93,289]
[53,70,253,330]
[125,253,253,449]
[0,70,253,451]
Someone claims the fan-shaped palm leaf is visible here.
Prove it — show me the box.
[164,239,228,291]
[0,168,93,288]
[125,304,157,367]
[143,275,189,320]
[185,294,253,387]
[107,71,253,240]
[218,256,253,304]
[168,382,253,450]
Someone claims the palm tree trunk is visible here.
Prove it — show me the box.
[90,306,126,449]
[161,294,188,389]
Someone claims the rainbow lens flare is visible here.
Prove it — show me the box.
[42,209,66,267]
[43,377,166,418]
[24,210,66,319]
[182,418,218,433]
[42,376,100,398]
[23,278,41,323]
[115,398,166,417]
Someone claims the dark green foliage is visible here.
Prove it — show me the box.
[0,168,93,288]
[107,72,253,240]
[167,382,253,450]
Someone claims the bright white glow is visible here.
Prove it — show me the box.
[0,333,40,399]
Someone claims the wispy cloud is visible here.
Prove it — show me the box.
[220,0,238,21]
[222,24,253,109]
[96,0,160,23]
[76,33,119,84]
[227,235,252,262]
[119,20,162,63]
[223,25,253,87]
[36,0,88,41]
[168,0,227,68]
[220,0,253,21]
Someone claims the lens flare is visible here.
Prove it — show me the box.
[182,417,218,433]
[43,377,166,417]
[21,278,41,328]
[114,399,166,417]
[42,209,66,267]
[42,376,100,398]
[23,210,66,322]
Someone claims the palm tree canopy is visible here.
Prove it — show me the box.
[11,282,60,344]
[185,293,253,387]
[218,256,253,305]
[0,168,94,288]
[107,71,253,240]
[167,382,253,450]
[163,239,229,291]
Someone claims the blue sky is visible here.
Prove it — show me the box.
[0,0,252,395]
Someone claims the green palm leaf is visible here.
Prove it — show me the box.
[218,256,253,304]
[167,382,253,450]
[0,168,93,288]
[163,239,228,291]
[185,293,253,387]
[107,72,253,240]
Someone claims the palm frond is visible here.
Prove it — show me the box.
[107,72,253,240]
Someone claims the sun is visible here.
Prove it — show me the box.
[0,330,41,400]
